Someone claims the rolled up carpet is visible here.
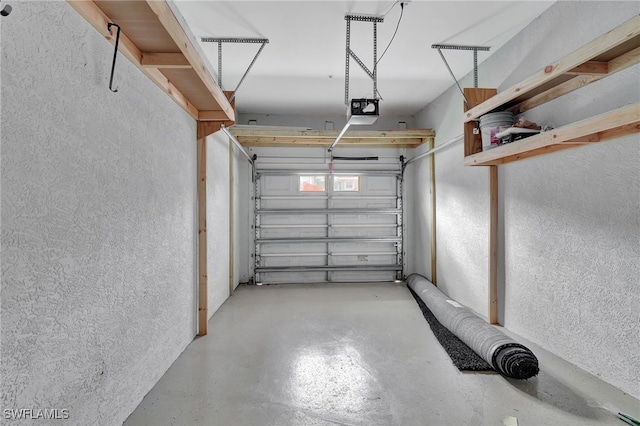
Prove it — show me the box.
[407,273,539,379]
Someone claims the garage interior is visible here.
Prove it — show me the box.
[1,1,639,425]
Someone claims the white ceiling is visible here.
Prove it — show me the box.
[174,1,555,117]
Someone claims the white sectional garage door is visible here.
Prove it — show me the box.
[253,167,403,284]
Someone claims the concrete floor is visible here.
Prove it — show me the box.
[125,283,639,426]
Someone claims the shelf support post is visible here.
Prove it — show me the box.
[197,134,208,336]
[429,138,437,286]
[489,165,498,324]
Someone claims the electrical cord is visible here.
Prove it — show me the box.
[380,0,400,18]
[377,2,404,65]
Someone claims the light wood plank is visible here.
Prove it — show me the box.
[237,138,425,148]
[488,166,498,324]
[145,0,235,122]
[198,121,235,139]
[199,110,230,121]
[509,75,602,115]
[67,0,199,120]
[429,138,437,286]
[566,61,608,75]
[465,15,640,122]
[464,88,497,156]
[465,103,640,166]
[197,137,208,336]
[141,52,191,68]
[511,46,640,114]
[608,45,640,73]
[230,129,435,139]
[228,129,434,148]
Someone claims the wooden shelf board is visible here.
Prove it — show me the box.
[68,0,234,122]
[464,103,640,166]
[464,15,640,121]
[93,1,180,53]
[161,68,225,111]
[229,128,435,148]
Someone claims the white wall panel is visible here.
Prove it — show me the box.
[1,2,197,424]
[409,1,640,398]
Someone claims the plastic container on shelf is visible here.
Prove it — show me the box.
[479,112,515,151]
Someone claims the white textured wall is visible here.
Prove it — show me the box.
[409,2,640,398]
[207,132,231,317]
[1,2,197,424]
[206,131,247,317]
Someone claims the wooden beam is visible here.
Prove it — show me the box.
[488,166,498,324]
[141,52,191,68]
[566,61,608,75]
[237,138,425,148]
[197,92,236,138]
[228,129,435,148]
[511,47,640,114]
[463,88,497,156]
[199,110,230,121]
[198,121,235,139]
[464,103,640,166]
[509,75,602,115]
[465,15,640,122]
[608,45,640,73]
[197,136,208,336]
[145,0,235,122]
[429,138,437,286]
[230,129,434,139]
[67,0,199,120]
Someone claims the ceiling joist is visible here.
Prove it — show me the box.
[229,128,434,149]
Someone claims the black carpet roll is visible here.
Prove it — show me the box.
[407,273,539,380]
[492,343,539,379]
[407,286,493,371]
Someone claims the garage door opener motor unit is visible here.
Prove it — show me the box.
[349,98,379,125]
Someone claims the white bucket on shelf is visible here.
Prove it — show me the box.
[479,112,515,151]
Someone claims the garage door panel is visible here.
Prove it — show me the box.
[332,226,397,238]
[260,272,328,284]
[260,229,329,238]
[330,199,396,209]
[261,175,296,193]
[330,241,398,252]
[261,198,328,209]
[332,215,398,225]
[260,215,328,226]
[331,254,398,266]
[254,168,402,284]
[262,254,327,267]
[361,176,397,193]
[260,243,328,254]
[330,271,398,283]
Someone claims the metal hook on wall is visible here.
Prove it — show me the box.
[107,22,121,92]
